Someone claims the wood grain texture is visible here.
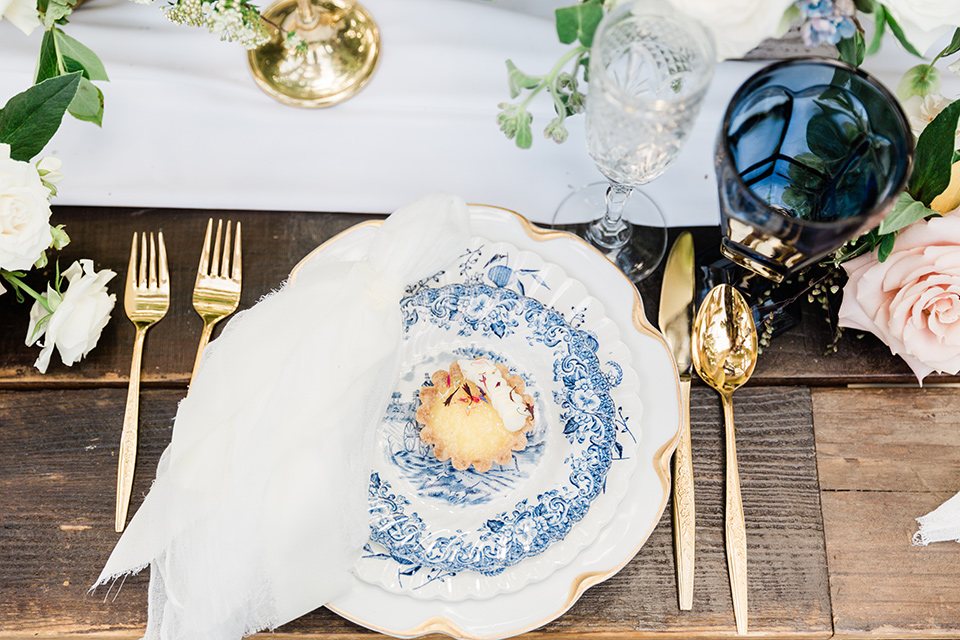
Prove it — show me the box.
[1,209,954,389]
[0,387,829,638]
[813,388,960,638]
[0,207,381,389]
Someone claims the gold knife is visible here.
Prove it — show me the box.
[658,231,696,611]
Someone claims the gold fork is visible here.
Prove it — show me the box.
[116,231,170,533]
[190,219,242,384]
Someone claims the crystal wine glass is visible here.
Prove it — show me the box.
[554,0,716,282]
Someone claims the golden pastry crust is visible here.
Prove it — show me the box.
[416,360,535,473]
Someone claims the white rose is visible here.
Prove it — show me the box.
[0,143,54,271]
[0,0,41,35]
[667,0,795,60]
[881,0,960,54]
[26,259,117,373]
[900,93,960,148]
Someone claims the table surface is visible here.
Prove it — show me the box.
[1,206,959,640]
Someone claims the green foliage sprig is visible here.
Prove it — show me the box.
[497,1,602,149]
[36,0,108,126]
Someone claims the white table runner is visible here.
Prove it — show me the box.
[0,0,951,224]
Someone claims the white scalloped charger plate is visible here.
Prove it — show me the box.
[358,237,643,600]
[293,205,680,639]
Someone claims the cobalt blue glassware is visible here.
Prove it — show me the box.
[716,58,914,282]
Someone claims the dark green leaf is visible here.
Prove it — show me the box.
[853,0,875,12]
[878,192,934,235]
[0,73,82,161]
[885,10,923,57]
[866,5,886,56]
[505,60,540,99]
[837,31,865,67]
[67,76,103,126]
[954,149,960,164]
[35,29,59,84]
[933,28,960,63]
[877,232,896,262]
[555,2,603,48]
[909,99,960,205]
[55,30,108,81]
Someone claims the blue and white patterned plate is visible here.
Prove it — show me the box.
[355,237,643,600]
[298,205,681,639]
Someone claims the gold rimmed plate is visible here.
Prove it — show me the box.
[292,205,681,638]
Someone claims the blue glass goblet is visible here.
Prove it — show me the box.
[716,58,914,282]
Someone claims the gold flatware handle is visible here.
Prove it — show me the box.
[673,378,695,610]
[722,392,748,635]
[116,326,147,533]
[190,317,217,384]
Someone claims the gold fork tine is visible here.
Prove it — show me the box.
[220,221,232,278]
[191,219,242,386]
[139,232,147,288]
[199,219,213,275]
[232,222,242,282]
[127,233,138,288]
[116,229,170,533]
[148,233,157,289]
[210,219,223,278]
[158,231,169,287]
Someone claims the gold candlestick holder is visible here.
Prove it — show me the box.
[248,0,379,108]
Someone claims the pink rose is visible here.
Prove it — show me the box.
[839,211,960,383]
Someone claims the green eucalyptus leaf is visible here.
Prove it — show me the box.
[837,31,865,67]
[885,10,923,57]
[896,64,941,100]
[0,73,82,162]
[35,30,59,84]
[933,28,960,63]
[505,60,540,99]
[878,191,935,235]
[54,30,108,81]
[909,98,960,205]
[555,2,603,48]
[854,0,875,12]
[515,117,533,149]
[877,232,896,262]
[42,0,73,28]
[68,77,104,126]
[866,5,886,56]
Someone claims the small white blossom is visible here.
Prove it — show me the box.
[0,143,54,271]
[26,259,116,373]
[901,93,960,148]
[0,0,41,35]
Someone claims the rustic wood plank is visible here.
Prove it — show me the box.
[0,207,381,388]
[2,208,954,389]
[0,386,829,638]
[813,388,960,492]
[813,388,960,638]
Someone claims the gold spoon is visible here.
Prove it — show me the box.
[691,284,758,636]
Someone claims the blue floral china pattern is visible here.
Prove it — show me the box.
[356,238,645,601]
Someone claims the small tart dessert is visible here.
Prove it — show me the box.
[416,358,535,472]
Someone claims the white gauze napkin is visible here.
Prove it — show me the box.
[914,490,960,546]
[94,193,471,640]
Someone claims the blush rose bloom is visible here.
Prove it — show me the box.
[838,212,960,383]
[0,0,40,35]
[0,143,54,271]
[26,259,117,373]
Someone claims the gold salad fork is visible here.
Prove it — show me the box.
[190,219,241,384]
[116,231,169,533]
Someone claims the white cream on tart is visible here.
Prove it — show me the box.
[456,358,533,432]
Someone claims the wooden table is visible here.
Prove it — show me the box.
[2,207,958,639]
